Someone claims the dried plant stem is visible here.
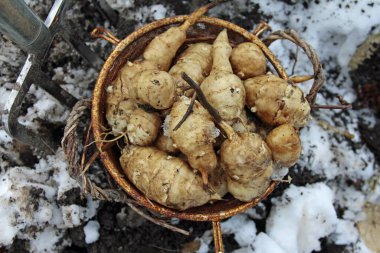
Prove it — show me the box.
[173,92,197,131]
[181,73,222,124]
[252,21,270,37]
[291,46,299,76]
[312,104,352,110]
[317,120,355,139]
[264,29,324,105]
[127,203,190,236]
[181,73,235,140]
[289,75,314,83]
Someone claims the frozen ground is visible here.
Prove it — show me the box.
[1,0,380,252]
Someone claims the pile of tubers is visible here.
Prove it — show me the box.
[105,2,311,211]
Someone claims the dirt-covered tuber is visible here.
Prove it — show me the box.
[220,132,274,201]
[201,29,246,123]
[244,74,311,128]
[266,123,301,167]
[106,2,217,136]
[126,108,161,146]
[129,70,176,109]
[230,42,267,79]
[155,133,179,154]
[168,96,219,187]
[120,146,224,210]
[169,43,212,95]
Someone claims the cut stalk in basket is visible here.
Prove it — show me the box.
[182,72,274,202]
[169,29,245,188]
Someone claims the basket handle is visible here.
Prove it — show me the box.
[213,221,224,253]
[61,99,131,202]
[62,99,193,236]
[263,29,325,106]
[91,27,121,45]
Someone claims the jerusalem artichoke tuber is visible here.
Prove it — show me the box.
[155,132,179,154]
[126,108,161,146]
[230,42,267,79]
[244,74,311,128]
[169,43,213,95]
[168,96,219,187]
[106,2,218,136]
[120,146,223,210]
[266,123,301,167]
[200,29,246,123]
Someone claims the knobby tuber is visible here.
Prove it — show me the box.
[105,2,217,139]
[120,146,225,210]
[244,74,311,128]
[169,43,213,96]
[183,72,274,202]
[220,130,274,202]
[155,133,179,154]
[266,123,301,167]
[230,42,267,79]
[105,99,137,136]
[129,70,176,109]
[168,96,219,187]
[226,165,273,202]
[126,108,162,146]
[201,29,246,123]
[142,2,217,71]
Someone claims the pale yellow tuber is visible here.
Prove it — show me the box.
[220,131,273,201]
[230,42,267,79]
[106,2,218,136]
[201,29,246,122]
[182,72,274,202]
[142,2,218,71]
[155,133,179,154]
[126,108,161,146]
[226,165,273,202]
[105,99,137,135]
[120,146,223,210]
[129,69,176,109]
[168,96,219,187]
[169,43,213,95]
[230,110,256,134]
[266,123,301,167]
[244,74,311,128]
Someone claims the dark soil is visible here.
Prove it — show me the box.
[349,35,380,159]
[62,202,240,253]
[349,38,380,112]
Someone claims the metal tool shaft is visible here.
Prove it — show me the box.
[1,0,108,154]
[0,0,51,56]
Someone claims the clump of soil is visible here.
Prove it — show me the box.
[349,34,380,159]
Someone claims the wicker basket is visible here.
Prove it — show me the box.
[63,15,324,253]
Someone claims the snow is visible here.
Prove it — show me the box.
[0,150,99,250]
[249,233,286,253]
[331,219,359,245]
[150,4,167,20]
[266,183,338,253]
[221,214,257,247]
[105,0,134,9]
[84,220,101,244]
[1,0,380,252]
